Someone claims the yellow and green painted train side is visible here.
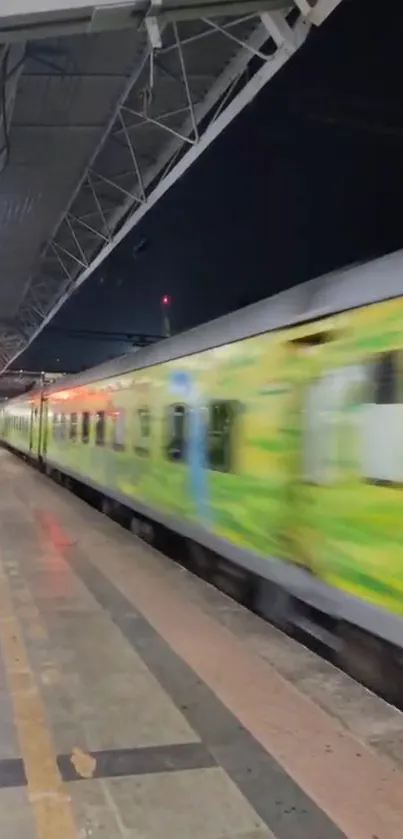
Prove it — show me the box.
[4,290,403,638]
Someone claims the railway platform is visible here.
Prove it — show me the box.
[1,449,403,839]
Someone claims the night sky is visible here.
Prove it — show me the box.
[17,0,403,372]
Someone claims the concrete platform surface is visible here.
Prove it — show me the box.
[0,449,403,839]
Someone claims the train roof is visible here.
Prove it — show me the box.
[9,247,403,400]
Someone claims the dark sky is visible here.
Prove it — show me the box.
[17,0,403,372]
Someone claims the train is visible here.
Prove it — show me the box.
[4,247,403,700]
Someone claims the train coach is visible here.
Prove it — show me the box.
[3,248,403,699]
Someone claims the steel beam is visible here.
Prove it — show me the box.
[310,0,343,24]
[294,0,343,25]
[0,0,295,42]
[0,43,26,173]
[0,1,145,42]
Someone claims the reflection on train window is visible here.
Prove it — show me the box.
[111,410,125,451]
[363,350,403,485]
[134,407,151,456]
[207,401,237,472]
[165,404,187,462]
[82,412,90,444]
[373,351,401,404]
[52,413,59,440]
[69,412,78,441]
[95,411,105,446]
[59,413,67,440]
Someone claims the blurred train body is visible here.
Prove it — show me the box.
[4,248,403,695]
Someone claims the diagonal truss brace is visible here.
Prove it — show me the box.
[294,0,342,24]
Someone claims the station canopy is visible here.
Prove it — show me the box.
[0,0,341,372]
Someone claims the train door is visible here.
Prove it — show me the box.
[283,327,336,576]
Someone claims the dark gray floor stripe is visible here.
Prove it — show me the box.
[58,741,216,782]
[0,742,213,789]
[0,758,26,788]
[65,548,347,839]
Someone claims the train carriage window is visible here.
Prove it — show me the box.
[82,412,90,444]
[60,413,67,440]
[111,410,126,451]
[373,351,399,404]
[69,412,78,441]
[134,407,151,456]
[207,401,237,473]
[52,413,59,439]
[95,411,105,446]
[165,404,187,462]
[362,350,403,485]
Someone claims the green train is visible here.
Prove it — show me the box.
[4,248,403,698]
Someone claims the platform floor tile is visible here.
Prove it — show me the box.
[68,771,274,839]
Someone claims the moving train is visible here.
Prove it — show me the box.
[3,248,403,698]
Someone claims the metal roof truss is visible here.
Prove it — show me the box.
[0,0,344,370]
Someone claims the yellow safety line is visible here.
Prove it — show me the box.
[0,559,78,839]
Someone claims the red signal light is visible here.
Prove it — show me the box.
[161,295,170,305]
